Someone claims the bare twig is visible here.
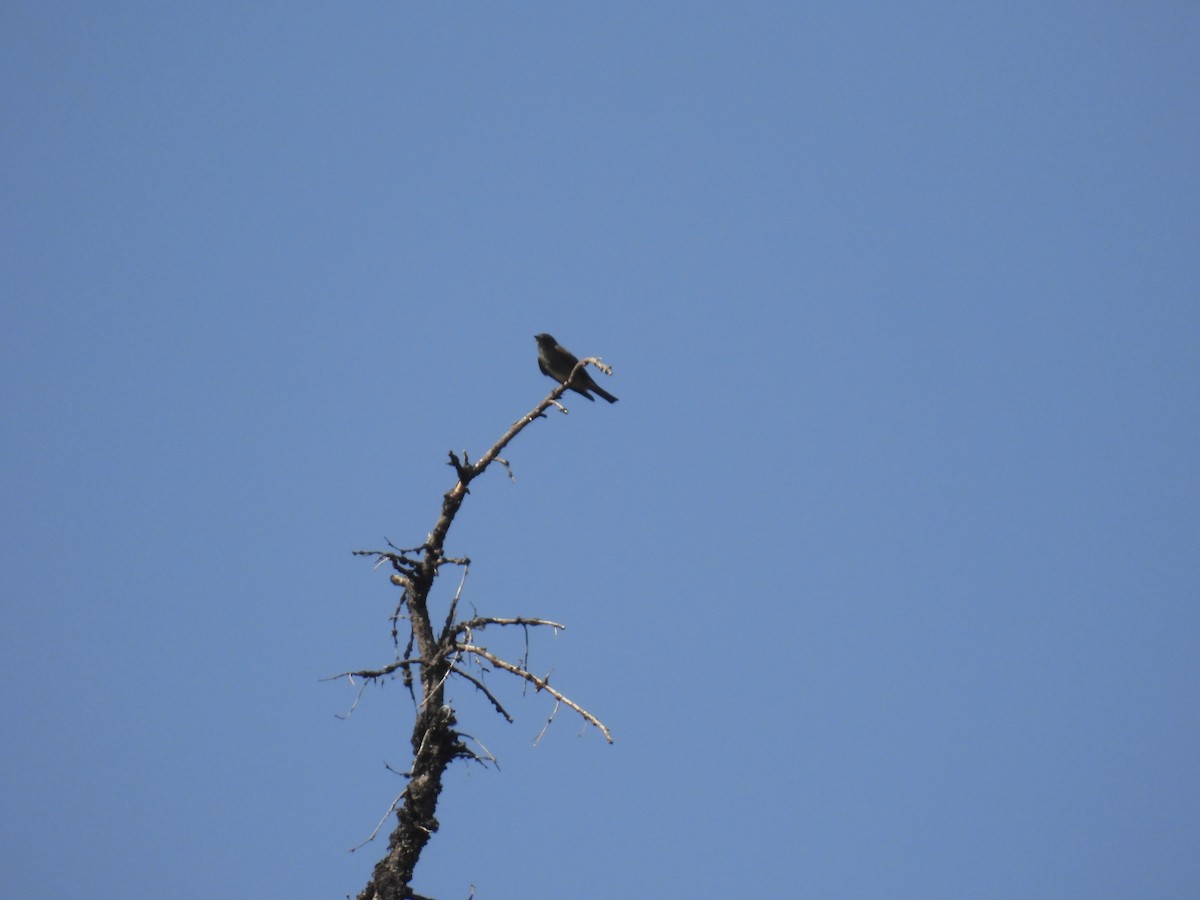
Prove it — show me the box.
[495,456,516,482]
[533,699,562,746]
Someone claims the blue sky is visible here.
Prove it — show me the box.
[3,3,1198,897]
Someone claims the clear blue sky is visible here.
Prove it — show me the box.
[3,3,1198,898]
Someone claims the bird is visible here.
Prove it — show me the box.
[534,333,618,403]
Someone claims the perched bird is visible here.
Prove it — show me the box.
[534,333,618,403]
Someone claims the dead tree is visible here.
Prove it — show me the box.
[331,357,616,900]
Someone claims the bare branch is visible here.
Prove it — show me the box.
[332,677,371,719]
[450,665,512,722]
[456,643,613,743]
[574,355,612,378]
[351,784,410,853]
[454,616,566,636]
[456,731,498,769]
[446,450,471,482]
[440,566,471,643]
[323,658,428,682]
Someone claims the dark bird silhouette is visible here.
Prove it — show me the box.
[534,333,618,403]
